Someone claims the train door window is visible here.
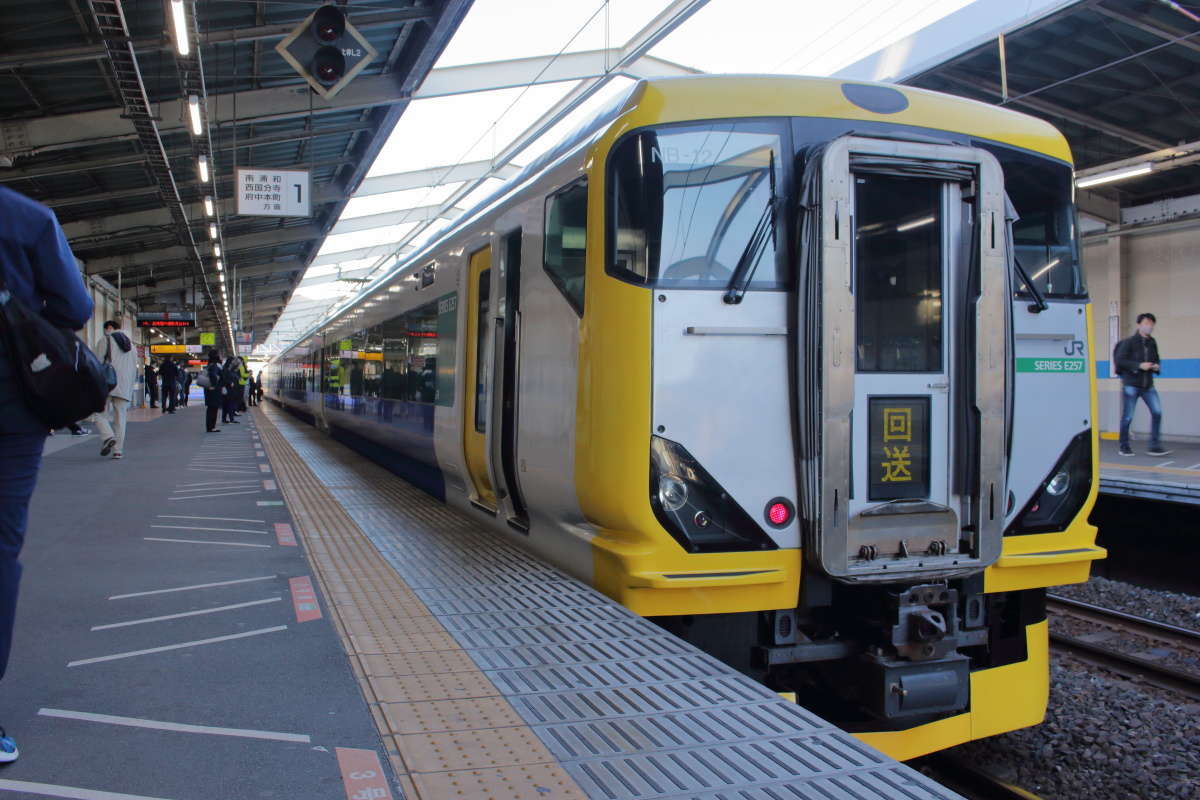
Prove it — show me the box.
[607,120,787,289]
[474,268,491,432]
[854,174,943,373]
[544,180,587,314]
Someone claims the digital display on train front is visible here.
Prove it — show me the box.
[867,396,931,501]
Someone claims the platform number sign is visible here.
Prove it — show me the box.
[236,168,310,218]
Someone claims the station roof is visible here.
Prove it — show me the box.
[0,0,470,350]
[841,0,1200,213]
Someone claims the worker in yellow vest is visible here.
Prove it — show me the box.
[236,357,249,412]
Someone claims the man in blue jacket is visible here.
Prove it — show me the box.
[0,186,93,762]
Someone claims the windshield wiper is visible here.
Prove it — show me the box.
[724,152,777,305]
[1012,255,1048,313]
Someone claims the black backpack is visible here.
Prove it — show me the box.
[0,278,113,429]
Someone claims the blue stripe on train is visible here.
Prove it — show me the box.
[1095,358,1200,379]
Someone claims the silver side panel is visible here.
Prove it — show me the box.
[652,290,800,549]
[812,137,1009,582]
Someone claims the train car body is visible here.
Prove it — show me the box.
[268,76,1104,759]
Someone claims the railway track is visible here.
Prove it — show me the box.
[1046,593,1200,701]
[915,754,1043,800]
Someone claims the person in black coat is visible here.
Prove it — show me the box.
[158,357,179,414]
[1113,312,1168,457]
[144,362,158,408]
[203,351,223,433]
[220,356,240,424]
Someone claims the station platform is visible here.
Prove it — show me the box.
[1099,438,1200,506]
[1,401,961,800]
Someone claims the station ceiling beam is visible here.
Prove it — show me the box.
[120,261,302,298]
[2,50,696,158]
[86,224,324,275]
[1092,5,1200,57]
[0,8,436,72]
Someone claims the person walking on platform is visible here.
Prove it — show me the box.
[144,361,158,408]
[256,370,265,404]
[91,320,137,460]
[203,351,223,432]
[158,356,178,414]
[1114,312,1170,457]
[246,370,258,407]
[220,356,240,424]
[0,185,94,763]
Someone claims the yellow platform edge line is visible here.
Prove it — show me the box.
[253,406,589,800]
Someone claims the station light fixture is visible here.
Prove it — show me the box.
[215,259,223,271]
[203,196,214,217]
[219,272,225,283]
[1075,163,1153,188]
[170,0,190,57]
[197,154,210,183]
[209,224,218,239]
[187,95,203,136]
[212,242,221,256]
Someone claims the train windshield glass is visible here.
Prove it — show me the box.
[985,145,1086,300]
[608,121,787,289]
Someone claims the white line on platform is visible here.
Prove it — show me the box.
[38,708,310,743]
[170,486,261,494]
[157,515,266,523]
[168,490,262,500]
[0,778,174,800]
[1188,462,1200,470]
[144,537,269,548]
[92,597,282,630]
[186,468,258,474]
[109,575,276,600]
[150,524,267,534]
[1157,460,1175,467]
[67,626,287,667]
[175,480,261,487]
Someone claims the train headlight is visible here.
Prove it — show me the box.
[1007,430,1092,535]
[649,436,778,553]
[1045,470,1070,496]
[658,476,688,511]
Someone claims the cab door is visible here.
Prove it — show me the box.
[803,137,1009,581]
[464,246,496,510]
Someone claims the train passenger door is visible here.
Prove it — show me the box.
[803,137,1008,581]
[464,246,496,510]
[488,229,529,531]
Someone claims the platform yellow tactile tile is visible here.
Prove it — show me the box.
[358,651,480,677]
[381,695,525,735]
[253,406,589,800]
[368,671,499,703]
[411,763,588,800]
[397,726,558,772]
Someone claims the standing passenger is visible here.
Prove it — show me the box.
[144,361,158,408]
[158,356,178,414]
[236,357,249,412]
[203,351,223,433]
[1114,312,1170,457]
[91,320,138,459]
[179,369,192,407]
[0,185,94,762]
[220,356,240,424]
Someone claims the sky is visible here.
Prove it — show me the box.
[259,0,1023,353]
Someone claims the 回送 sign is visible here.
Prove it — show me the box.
[236,168,311,217]
[868,396,931,502]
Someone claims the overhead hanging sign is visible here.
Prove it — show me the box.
[236,168,311,217]
[136,311,195,328]
[199,332,215,346]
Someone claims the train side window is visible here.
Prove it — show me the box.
[544,180,587,315]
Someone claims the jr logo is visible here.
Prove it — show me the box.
[1064,339,1085,356]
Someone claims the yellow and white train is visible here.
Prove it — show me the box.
[268,75,1105,759]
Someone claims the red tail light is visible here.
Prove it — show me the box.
[765,498,793,527]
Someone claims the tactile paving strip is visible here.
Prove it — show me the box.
[257,405,961,800]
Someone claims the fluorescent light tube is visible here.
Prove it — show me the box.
[170,0,189,57]
[198,154,209,183]
[203,196,214,217]
[187,95,202,136]
[1076,164,1152,188]
[212,242,220,256]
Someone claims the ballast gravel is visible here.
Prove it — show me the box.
[1051,575,1200,630]
[945,577,1200,799]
